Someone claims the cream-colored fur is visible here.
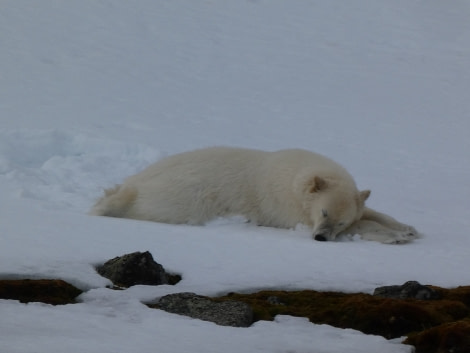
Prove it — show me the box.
[91,147,419,244]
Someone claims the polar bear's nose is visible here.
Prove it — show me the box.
[314,234,327,241]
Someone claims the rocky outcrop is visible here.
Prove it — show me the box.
[215,283,470,352]
[96,251,180,287]
[0,279,82,305]
[373,281,440,300]
[3,272,470,352]
[152,292,253,327]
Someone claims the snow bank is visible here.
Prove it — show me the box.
[0,129,161,212]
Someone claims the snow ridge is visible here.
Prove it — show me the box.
[0,129,161,211]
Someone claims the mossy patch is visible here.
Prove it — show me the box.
[0,279,82,305]
[404,319,470,353]
[3,278,470,352]
[216,286,470,352]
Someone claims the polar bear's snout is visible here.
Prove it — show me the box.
[314,234,327,242]
[312,226,334,241]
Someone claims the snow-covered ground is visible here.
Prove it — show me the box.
[1,1,469,352]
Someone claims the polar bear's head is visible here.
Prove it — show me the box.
[303,176,370,241]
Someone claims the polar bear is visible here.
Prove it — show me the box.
[90,147,419,244]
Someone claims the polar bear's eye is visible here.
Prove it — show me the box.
[338,222,345,227]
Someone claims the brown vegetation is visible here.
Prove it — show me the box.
[217,286,470,352]
[0,279,82,305]
[2,277,469,352]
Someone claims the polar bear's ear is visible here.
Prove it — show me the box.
[307,176,328,193]
[359,190,371,202]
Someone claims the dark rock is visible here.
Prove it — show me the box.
[96,251,169,287]
[0,279,82,305]
[373,281,440,300]
[266,296,285,305]
[166,273,183,286]
[155,292,253,327]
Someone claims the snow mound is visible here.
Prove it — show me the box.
[0,129,161,211]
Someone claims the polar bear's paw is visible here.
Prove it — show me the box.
[405,226,420,238]
[360,228,419,244]
[380,228,420,244]
[387,222,420,238]
[381,235,412,244]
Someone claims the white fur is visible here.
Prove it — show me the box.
[91,147,419,244]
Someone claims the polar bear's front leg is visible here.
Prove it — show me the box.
[342,218,418,244]
[344,207,420,244]
[361,208,419,237]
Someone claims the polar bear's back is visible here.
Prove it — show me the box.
[128,146,352,189]
[126,146,266,184]
[121,147,267,223]
[260,148,350,176]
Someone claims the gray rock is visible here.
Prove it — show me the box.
[266,296,285,305]
[373,281,440,300]
[96,251,168,287]
[157,292,253,327]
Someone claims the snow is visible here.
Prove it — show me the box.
[1,1,469,352]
